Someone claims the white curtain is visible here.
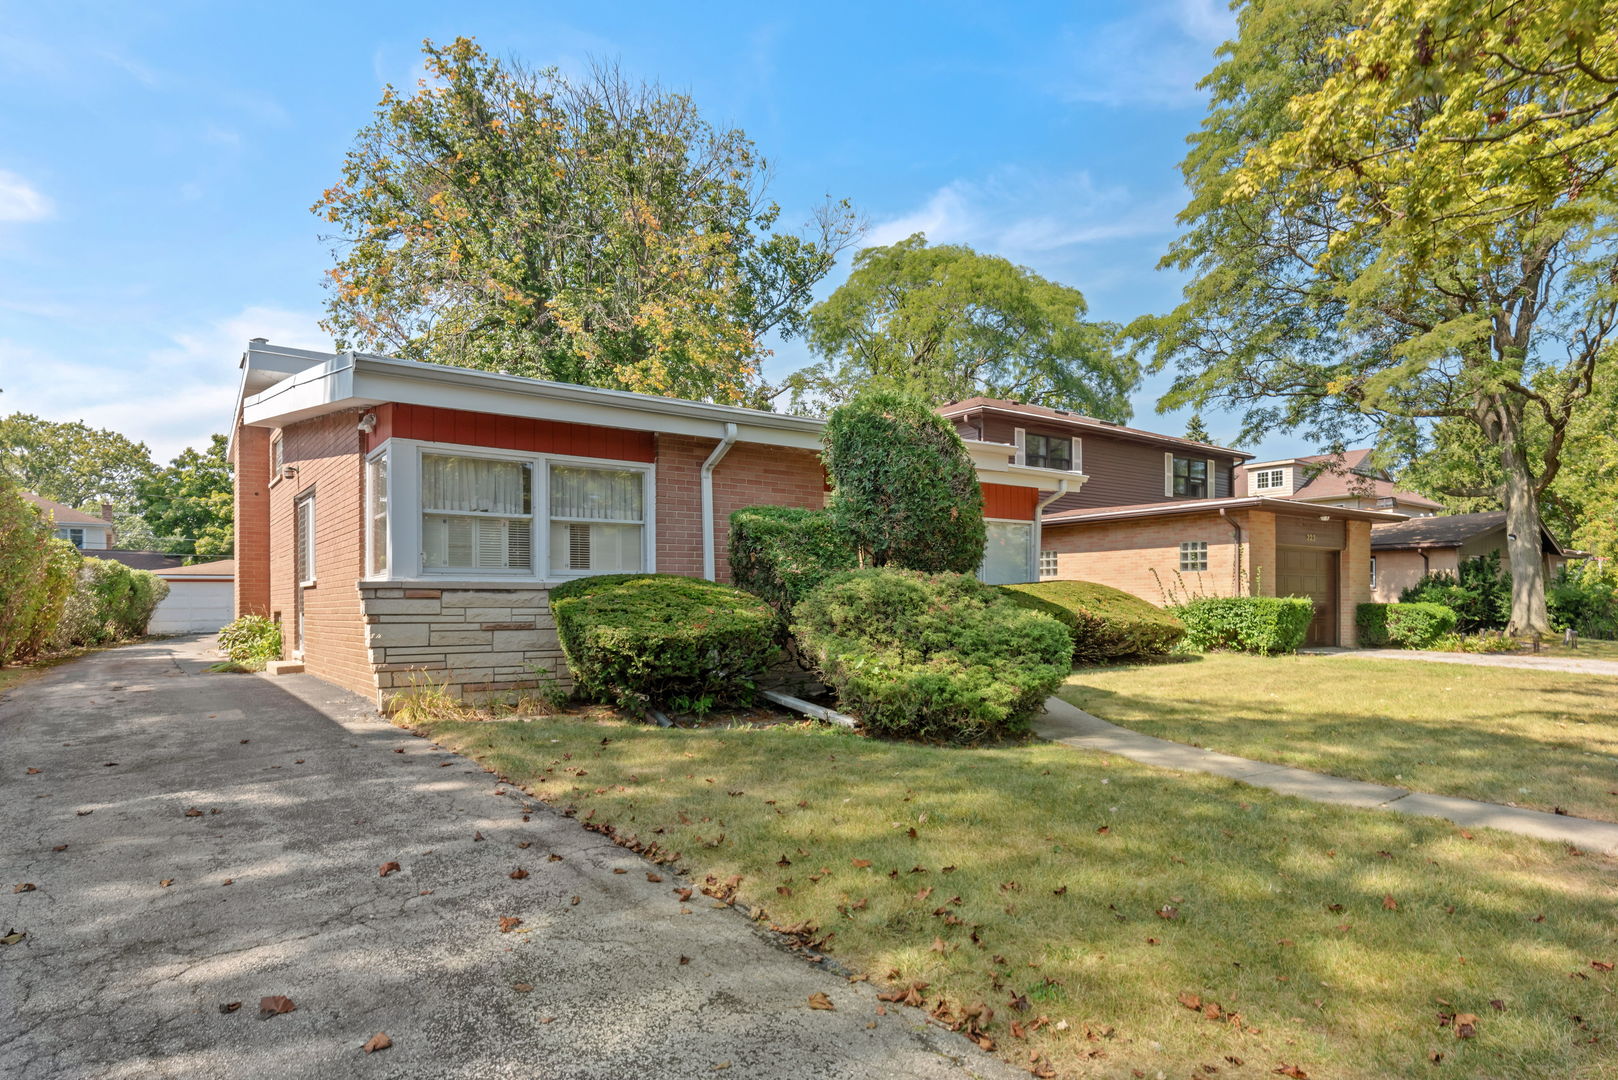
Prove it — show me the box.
[979,522,1033,585]
[423,454,530,514]
[549,465,642,521]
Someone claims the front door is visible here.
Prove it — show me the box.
[1275,546,1337,646]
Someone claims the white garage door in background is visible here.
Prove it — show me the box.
[149,579,234,634]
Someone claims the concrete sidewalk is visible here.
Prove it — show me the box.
[1,637,1019,1080]
[1302,645,1618,677]
[1036,697,1618,855]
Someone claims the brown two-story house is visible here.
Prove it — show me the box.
[940,399,1402,647]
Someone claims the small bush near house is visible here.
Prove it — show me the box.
[999,580,1185,663]
[216,614,283,667]
[792,569,1071,743]
[822,391,986,573]
[51,558,170,648]
[729,505,857,615]
[552,573,779,716]
[1547,562,1618,639]
[1400,553,1511,632]
[1355,601,1459,649]
[1171,596,1313,655]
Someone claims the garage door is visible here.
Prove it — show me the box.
[149,580,234,634]
[1275,547,1337,646]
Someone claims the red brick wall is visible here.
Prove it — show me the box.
[654,434,827,581]
[232,424,271,618]
[268,410,374,698]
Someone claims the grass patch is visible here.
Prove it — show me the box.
[1534,638,1618,663]
[1063,653,1618,821]
[409,712,1618,1080]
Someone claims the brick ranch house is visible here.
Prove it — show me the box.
[1368,510,1577,603]
[230,342,1062,705]
[939,399,1404,647]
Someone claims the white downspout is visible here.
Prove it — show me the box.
[1032,479,1069,579]
[700,422,739,581]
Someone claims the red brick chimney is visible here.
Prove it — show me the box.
[101,502,114,522]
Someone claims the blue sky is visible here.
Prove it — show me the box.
[0,0,1310,464]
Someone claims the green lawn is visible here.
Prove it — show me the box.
[411,712,1618,1080]
[1063,653,1618,822]
[1531,638,1618,663]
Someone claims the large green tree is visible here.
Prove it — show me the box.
[135,434,234,560]
[785,234,1134,417]
[0,413,154,509]
[315,38,859,405]
[1133,0,1618,634]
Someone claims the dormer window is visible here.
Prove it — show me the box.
[1024,433,1072,471]
[1252,468,1286,491]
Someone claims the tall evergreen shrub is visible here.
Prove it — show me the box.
[821,392,985,573]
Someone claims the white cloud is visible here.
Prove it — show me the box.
[1053,0,1236,109]
[1,305,330,462]
[866,169,1182,267]
[0,170,53,223]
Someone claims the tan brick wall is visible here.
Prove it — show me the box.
[1339,519,1372,643]
[1041,511,1248,605]
[232,424,271,618]
[1371,547,1458,602]
[360,585,567,708]
[1245,510,1277,597]
[268,410,372,697]
[654,434,826,582]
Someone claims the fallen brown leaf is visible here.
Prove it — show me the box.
[361,1032,392,1054]
[378,861,401,877]
[1453,1012,1479,1038]
[159,878,175,887]
[498,916,522,933]
[12,883,36,893]
[513,983,534,992]
[184,807,203,817]
[510,867,529,880]
[808,992,835,1010]
[218,1002,241,1014]
[258,995,296,1019]
[851,858,872,868]
[1383,895,1399,911]
[646,872,663,883]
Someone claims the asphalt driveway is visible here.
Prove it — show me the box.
[0,637,1017,1080]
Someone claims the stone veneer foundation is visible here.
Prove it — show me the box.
[359,584,568,706]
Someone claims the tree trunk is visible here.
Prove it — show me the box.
[1498,435,1550,636]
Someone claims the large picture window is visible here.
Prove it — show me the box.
[979,521,1033,585]
[548,465,645,574]
[421,453,533,572]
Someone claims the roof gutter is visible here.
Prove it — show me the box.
[701,422,739,581]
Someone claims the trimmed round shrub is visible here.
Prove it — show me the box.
[552,573,779,715]
[1356,601,1458,649]
[792,568,1072,743]
[1171,596,1313,654]
[822,392,986,572]
[217,614,283,664]
[729,505,857,615]
[1000,580,1185,663]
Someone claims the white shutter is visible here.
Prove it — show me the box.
[1207,458,1216,498]
[1164,452,1175,497]
[1013,427,1027,466]
[1071,437,1082,474]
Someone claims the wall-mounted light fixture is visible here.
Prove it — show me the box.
[357,412,378,435]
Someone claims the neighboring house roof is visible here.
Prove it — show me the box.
[1369,511,1567,555]
[22,492,110,526]
[1244,450,1443,510]
[938,397,1252,460]
[1043,496,1405,526]
[94,549,188,571]
[155,558,235,579]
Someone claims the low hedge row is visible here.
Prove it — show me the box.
[999,580,1185,663]
[1172,596,1314,655]
[552,573,779,716]
[728,505,856,615]
[1355,601,1458,649]
[792,569,1072,744]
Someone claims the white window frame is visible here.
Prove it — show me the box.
[66,527,85,547]
[1167,454,1209,499]
[1369,556,1377,588]
[379,438,657,583]
[295,490,317,586]
[1178,540,1209,572]
[365,445,390,579]
[1253,468,1285,491]
[419,448,537,577]
[978,517,1037,585]
[1039,549,1059,579]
